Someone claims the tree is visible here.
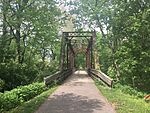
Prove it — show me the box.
[66,0,150,91]
[0,0,62,91]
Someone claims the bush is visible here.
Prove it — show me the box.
[0,91,23,111]
[114,83,146,98]
[0,61,38,91]
[0,82,46,112]
[13,83,46,101]
[35,61,59,82]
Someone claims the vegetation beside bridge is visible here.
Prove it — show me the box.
[0,0,149,112]
[95,80,150,113]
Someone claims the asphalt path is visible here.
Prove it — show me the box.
[35,70,116,113]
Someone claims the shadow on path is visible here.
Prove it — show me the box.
[36,70,115,113]
[38,93,104,113]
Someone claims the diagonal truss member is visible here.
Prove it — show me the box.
[60,31,99,71]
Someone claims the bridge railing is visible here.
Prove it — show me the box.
[88,69,113,87]
[44,69,72,86]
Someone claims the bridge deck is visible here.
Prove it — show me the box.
[35,70,116,113]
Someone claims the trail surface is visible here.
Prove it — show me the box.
[35,70,116,113]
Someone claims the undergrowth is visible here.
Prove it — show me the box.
[0,83,46,112]
[95,80,150,113]
[7,86,57,113]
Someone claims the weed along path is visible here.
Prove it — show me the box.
[35,70,116,113]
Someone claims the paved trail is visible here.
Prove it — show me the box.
[35,70,116,113]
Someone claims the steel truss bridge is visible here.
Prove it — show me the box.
[44,31,113,87]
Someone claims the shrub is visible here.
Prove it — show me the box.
[1,91,23,111]
[0,82,46,112]
[114,83,146,98]
[13,83,46,101]
[0,62,38,91]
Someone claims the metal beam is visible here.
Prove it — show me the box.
[65,36,92,37]
[67,39,75,55]
[63,31,93,33]
[60,31,96,70]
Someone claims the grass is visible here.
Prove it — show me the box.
[95,81,150,113]
[6,86,58,113]
[4,79,150,113]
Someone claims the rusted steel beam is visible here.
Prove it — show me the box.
[86,39,91,53]
[86,50,90,69]
[90,37,93,69]
[65,36,93,37]
[63,31,94,38]
[60,31,96,70]
[63,31,93,33]
[67,42,75,55]
[60,34,66,71]
[66,44,69,68]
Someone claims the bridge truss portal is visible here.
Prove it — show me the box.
[60,31,99,71]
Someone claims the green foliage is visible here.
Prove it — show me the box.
[0,91,23,111]
[96,82,150,113]
[7,86,57,113]
[75,53,86,69]
[0,82,46,112]
[67,0,150,93]
[0,61,38,91]
[96,33,113,73]
[0,78,5,91]
[0,0,62,91]
[34,61,59,82]
[114,83,146,98]
[12,83,46,101]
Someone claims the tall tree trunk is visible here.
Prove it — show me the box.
[15,25,22,63]
[1,1,7,62]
